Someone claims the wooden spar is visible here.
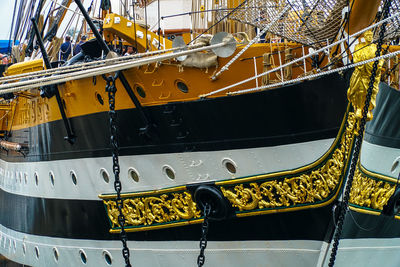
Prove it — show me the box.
[346,0,381,36]
[43,0,73,42]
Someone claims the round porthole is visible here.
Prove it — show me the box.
[53,247,59,262]
[34,172,39,186]
[391,157,400,173]
[103,250,112,265]
[95,92,104,105]
[79,249,87,264]
[70,171,77,185]
[136,85,146,98]
[34,246,40,259]
[222,158,237,174]
[128,168,140,183]
[176,80,189,93]
[49,172,55,186]
[162,165,175,180]
[100,168,110,184]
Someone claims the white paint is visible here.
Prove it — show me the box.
[0,138,334,200]
[360,141,400,178]
[0,224,324,267]
[147,0,192,31]
[323,238,400,267]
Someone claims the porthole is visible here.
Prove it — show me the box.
[49,172,55,186]
[34,246,39,259]
[19,172,22,184]
[53,247,59,262]
[70,171,77,185]
[22,243,26,255]
[176,80,189,93]
[79,249,87,264]
[103,250,112,265]
[128,168,140,182]
[100,168,110,184]
[162,165,175,180]
[391,157,400,173]
[222,158,237,174]
[34,172,39,186]
[95,92,104,105]
[136,85,146,98]
[13,240,16,252]
[24,173,28,184]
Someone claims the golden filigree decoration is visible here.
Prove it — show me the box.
[349,166,396,211]
[101,111,357,232]
[103,191,201,230]
[220,112,357,212]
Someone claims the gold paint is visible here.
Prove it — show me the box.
[349,164,396,211]
[103,191,201,230]
[347,30,383,120]
[216,105,352,187]
[100,109,356,232]
[220,112,356,211]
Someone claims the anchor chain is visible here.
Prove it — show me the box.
[105,73,132,267]
[197,203,211,267]
[327,1,391,266]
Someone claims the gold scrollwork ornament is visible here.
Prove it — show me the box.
[104,191,201,229]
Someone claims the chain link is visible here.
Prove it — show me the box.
[197,203,211,267]
[105,74,132,267]
[327,2,391,266]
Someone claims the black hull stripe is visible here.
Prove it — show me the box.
[342,209,400,239]
[0,188,335,242]
[5,72,348,162]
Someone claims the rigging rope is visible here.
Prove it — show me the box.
[0,42,226,92]
[201,9,400,98]
[228,49,400,95]
[327,0,392,265]
[212,6,290,80]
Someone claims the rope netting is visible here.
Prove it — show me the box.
[217,0,347,47]
[381,0,400,42]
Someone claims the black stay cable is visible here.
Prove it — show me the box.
[327,1,392,266]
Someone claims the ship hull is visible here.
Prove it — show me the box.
[0,71,352,266]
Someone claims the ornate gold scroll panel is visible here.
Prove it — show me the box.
[349,164,400,219]
[100,110,356,233]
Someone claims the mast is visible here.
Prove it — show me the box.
[43,0,73,42]
[346,0,382,35]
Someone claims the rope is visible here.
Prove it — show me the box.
[0,42,227,93]
[327,0,391,265]
[0,42,204,84]
[211,6,290,80]
[228,49,400,96]
[200,10,400,98]
[188,0,250,45]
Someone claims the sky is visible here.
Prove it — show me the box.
[0,0,14,40]
[0,0,123,41]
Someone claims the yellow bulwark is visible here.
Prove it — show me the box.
[103,14,173,52]
[5,59,44,76]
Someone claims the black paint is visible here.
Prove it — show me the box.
[0,188,335,242]
[5,72,348,162]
